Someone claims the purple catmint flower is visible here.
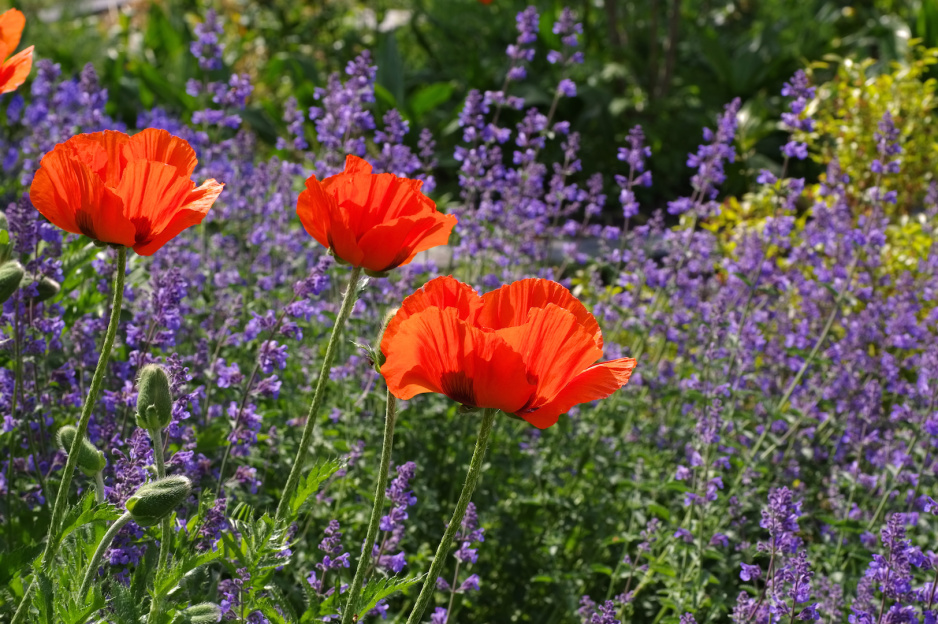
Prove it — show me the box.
[191,10,225,70]
[760,487,803,554]
[372,461,417,574]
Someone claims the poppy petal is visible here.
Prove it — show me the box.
[341,154,373,176]
[29,146,134,246]
[132,179,223,256]
[64,130,130,187]
[356,212,457,272]
[0,9,25,60]
[114,160,196,241]
[498,304,604,408]
[124,128,199,177]
[479,278,603,347]
[518,358,636,429]
[324,168,433,234]
[324,199,366,267]
[297,176,340,252]
[381,307,535,413]
[0,45,32,95]
[381,276,483,352]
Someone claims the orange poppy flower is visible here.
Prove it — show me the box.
[296,155,457,275]
[380,277,636,429]
[0,8,34,95]
[29,128,224,256]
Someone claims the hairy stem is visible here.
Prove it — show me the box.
[78,511,132,600]
[94,472,105,505]
[274,266,363,524]
[12,246,126,624]
[405,408,497,624]
[341,389,398,623]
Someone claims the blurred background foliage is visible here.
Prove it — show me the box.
[10,0,938,212]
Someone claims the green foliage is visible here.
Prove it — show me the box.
[290,458,346,517]
[13,0,932,207]
[807,42,938,213]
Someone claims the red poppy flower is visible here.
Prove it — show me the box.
[0,8,34,95]
[296,155,457,274]
[380,277,636,429]
[29,128,224,256]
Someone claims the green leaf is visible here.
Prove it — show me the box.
[290,458,345,516]
[57,495,122,549]
[257,599,293,624]
[376,32,404,110]
[408,82,454,120]
[373,83,397,110]
[356,575,423,617]
[647,503,671,521]
[590,563,614,576]
[155,549,223,595]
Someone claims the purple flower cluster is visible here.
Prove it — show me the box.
[372,461,417,574]
[307,520,351,596]
[434,501,485,619]
[780,70,816,160]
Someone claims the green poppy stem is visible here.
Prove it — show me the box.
[12,246,126,624]
[405,408,497,624]
[148,426,170,570]
[78,511,132,600]
[341,388,398,623]
[274,266,363,524]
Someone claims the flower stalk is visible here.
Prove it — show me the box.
[12,246,126,624]
[274,266,363,524]
[341,388,398,623]
[78,511,132,600]
[405,408,497,624]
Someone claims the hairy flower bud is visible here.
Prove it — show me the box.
[125,475,192,527]
[171,602,223,624]
[56,425,106,476]
[373,306,399,372]
[135,364,173,430]
[0,211,11,264]
[28,275,60,302]
[0,260,24,304]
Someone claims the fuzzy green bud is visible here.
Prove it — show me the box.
[57,425,106,476]
[30,276,61,302]
[0,260,24,304]
[135,364,173,430]
[0,212,11,265]
[125,475,192,527]
[372,306,399,372]
[171,603,223,624]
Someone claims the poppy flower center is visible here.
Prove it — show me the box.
[75,210,97,239]
[440,371,478,407]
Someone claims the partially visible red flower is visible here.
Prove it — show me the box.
[478,0,494,4]
[30,129,224,256]
[0,8,34,95]
[296,155,457,274]
[381,277,636,429]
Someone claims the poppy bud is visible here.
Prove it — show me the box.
[171,603,222,624]
[56,425,106,476]
[0,211,11,264]
[365,268,392,279]
[135,364,173,430]
[372,307,399,372]
[125,475,192,527]
[28,275,60,302]
[0,260,24,304]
